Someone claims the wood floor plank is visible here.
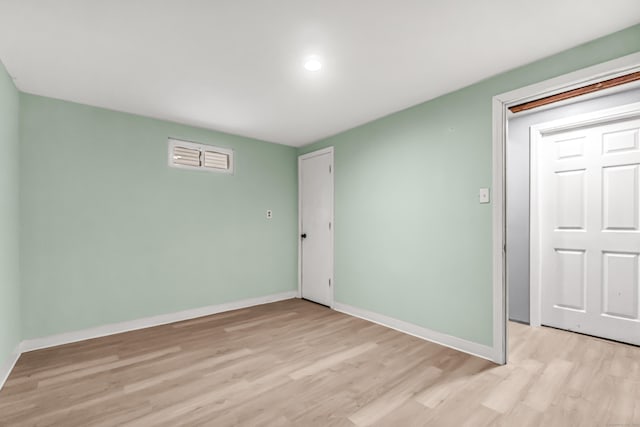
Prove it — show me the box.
[491,402,542,427]
[222,311,298,332]
[414,365,499,426]
[37,346,182,388]
[480,359,543,413]
[521,358,574,412]
[288,342,378,380]
[413,354,491,409]
[1,298,639,426]
[348,365,441,426]
[369,400,432,427]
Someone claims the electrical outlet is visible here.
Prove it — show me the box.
[479,188,490,204]
[266,210,273,219]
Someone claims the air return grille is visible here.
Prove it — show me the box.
[203,149,229,170]
[168,138,233,174]
[172,145,201,167]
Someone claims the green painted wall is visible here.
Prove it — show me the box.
[299,24,640,346]
[12,23,640,348]
[19,95,298,339]
[0,61,21,367]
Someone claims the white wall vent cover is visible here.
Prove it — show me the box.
[168,138,233,174]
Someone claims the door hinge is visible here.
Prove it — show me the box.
[329,278,332,287]
[329,222,332,230]
[329,165,332,173]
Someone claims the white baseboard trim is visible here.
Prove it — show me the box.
[20,291,297,353]
[3,293,494,393]
[333,302,497,363]
[0,346,21,392]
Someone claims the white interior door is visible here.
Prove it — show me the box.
[299,148,334,307]
[536,110,640,345]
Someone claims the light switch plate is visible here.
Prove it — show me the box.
[479,188,490,204]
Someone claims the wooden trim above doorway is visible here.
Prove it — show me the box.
[509,71,640,113]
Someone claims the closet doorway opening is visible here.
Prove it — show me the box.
[492,53,640,364]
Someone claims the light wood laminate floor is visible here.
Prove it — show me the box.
[0,299,638,426]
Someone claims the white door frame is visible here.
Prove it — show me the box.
[529,101,640,328]
[492,52,640,365]
[298,146,335,308]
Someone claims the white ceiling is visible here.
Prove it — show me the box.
[0,1,639,147]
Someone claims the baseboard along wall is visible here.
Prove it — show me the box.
[0,291,297,392]
[0,349,20,393]
[1,291,498,391]
[333,302,497,362]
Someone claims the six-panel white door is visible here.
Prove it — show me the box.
[538,115,640,345]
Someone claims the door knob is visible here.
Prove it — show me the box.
[301,233,307,239]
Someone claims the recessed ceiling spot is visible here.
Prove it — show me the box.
[304,59,322,72]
